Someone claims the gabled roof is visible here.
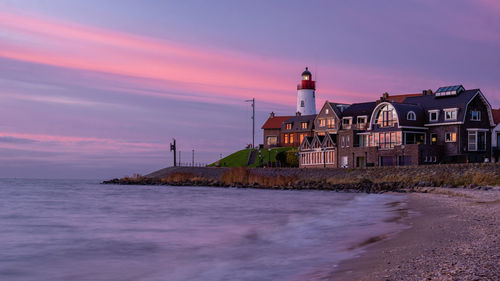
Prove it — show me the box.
[261,116,293,129]
[493,109,500,125]
[327,102,344,118]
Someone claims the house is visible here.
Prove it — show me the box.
[280,113,316,147]
[492,109,500,162]
[261,112,293,148]
[298,85,495,168]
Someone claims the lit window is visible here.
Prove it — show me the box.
[471,110,481,121]
[301,122,308,129]
[300,134,304,143]
[445,132,457,142]
[320,119,326,127]
[286,123,292,130]
[407,111,416,121]
[375,104,396,128]
[290,134,294,144]
[325,109,329,114]
[342,118,352,129]
[327,118,335,128]
[284,134,289,144]
[431,134,437,145]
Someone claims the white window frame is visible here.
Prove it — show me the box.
[407,111,416,121]
[429,110,439,122]
[342,117,352,129]
[471,110,481,121]
[468,131,477,151]
[444,108,458,121]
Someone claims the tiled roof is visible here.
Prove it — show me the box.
[493,109,500,125]
[342,102,377,122]
[261,116,293,129]
[387,93,423,103]
[281,114,317,132]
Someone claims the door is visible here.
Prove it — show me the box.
[356,157,366,168]
[380,156,393,166]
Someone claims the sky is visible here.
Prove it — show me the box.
[1,0,499,179]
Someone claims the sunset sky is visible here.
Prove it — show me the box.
[1,0,499,178]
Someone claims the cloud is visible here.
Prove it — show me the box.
[0,136,37,144]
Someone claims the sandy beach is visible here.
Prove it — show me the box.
[334,187,500,280]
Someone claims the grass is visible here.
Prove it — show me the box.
[208,147,295,167]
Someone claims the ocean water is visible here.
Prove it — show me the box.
[0,179,407,281]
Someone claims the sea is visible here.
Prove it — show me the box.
[0,179,408,281]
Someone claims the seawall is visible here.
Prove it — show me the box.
[102,163,500,193]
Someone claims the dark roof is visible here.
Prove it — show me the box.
[402,89,480,123]
[261,116,293,129]
[392,103,426,127]
[327,102,345,118]
[436,85,464,93]
[301,67,311,77]
[342,102,377,122]
[281,114,316,132]
[493,109,500,125]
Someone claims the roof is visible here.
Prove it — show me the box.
[281,114,317,132]
[301,67,311,77]
[402,89,480,123]
[387,93,423,103]
[436,85,464,93]
[327,102,345,118]
[342,102,377,122]
[392,103,426,127]
[261,116,293,129]
[493,109,500,124]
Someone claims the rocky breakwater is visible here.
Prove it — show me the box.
[102,163,500,193]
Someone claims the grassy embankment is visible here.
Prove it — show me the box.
[207,147,294,168]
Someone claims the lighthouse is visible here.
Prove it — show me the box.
[296,67,316,115]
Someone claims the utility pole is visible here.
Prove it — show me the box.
[170,138,177,167]
[192,149,194,167]
[245,98,255,149]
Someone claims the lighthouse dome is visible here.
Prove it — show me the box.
[301,67,312,80]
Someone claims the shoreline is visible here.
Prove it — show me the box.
[332,187,500,280]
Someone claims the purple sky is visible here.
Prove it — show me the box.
[1,0,499,179]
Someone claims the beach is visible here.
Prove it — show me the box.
[334,187,500,280]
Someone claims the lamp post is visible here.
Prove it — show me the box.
[245,98,255,149]
[268,148,271,167]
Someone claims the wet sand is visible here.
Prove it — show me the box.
[333,187,500,280]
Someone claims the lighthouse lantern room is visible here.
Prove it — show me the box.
[296,67,316,115]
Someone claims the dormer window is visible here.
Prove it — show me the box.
[444,108,458,121]
[407,111,416,121]
[286,123,292,130]
[429,110,439,122]
[471,110,481,121]
[301,122,308,129]
[342,117,352,129]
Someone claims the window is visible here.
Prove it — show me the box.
[405,133,425,145]
[300,134,304,144]
[359,135,368,147]
[286,123,292,130]
[431,133,437,145]
[319,119,326,127]
[301,122,308,129]
[429,110,439,122]
[342,118,352,129]
[346,135,350,147]
[468,131,477,151]
[357,116,367,129]
[471,111,481,121]
[444,109,458,121]
[445,132,456,142]
[267,136,277,145]
[284,134,289,144]
[325,109,329,114]
[327,118,335,128]
[374,104,397,128]
[467,131,485,151]
[300,100,305,107]
[341,136,345,147]
[407,111,416,121]
[290,134,294,144]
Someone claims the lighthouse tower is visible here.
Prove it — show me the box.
[296,67,316,115]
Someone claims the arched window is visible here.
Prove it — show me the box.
[407,111,416,121]
[373,104,397,128]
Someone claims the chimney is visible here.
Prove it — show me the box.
[422,89,433,95]
[377,92,389,104]
[296,111,302,116]
[270,112,275,118]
